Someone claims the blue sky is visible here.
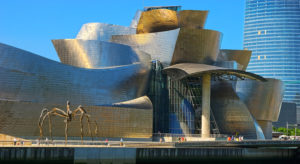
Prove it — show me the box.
[0,0,245,61]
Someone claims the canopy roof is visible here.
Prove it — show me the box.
[163,63,266,81]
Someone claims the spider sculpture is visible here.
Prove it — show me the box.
[38,101,98,144]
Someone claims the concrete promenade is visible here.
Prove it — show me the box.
[0,140,299,163]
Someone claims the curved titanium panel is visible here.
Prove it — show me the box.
[171,29,221,65]
[211,81,265,139]
[256,120,273,139]
[130,10,142,28]
[218,49,252,71]
[178,10,208,29]
[163,63,266,81]
[113,96,153,110]
[0,99,153,138]
[52,39,151,68]
[137,9,178,34]
[111,29,180,66]
[236,78,285,122]
[0,43,150,106]
[76,23,136,41]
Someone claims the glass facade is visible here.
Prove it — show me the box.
[147,61,220,134]
[244,0,300,124]
[147,60,170,133]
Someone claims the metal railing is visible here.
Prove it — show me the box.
[2,132,283,147]
[152,133,228,138]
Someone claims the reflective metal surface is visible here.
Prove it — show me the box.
[111,29,180,66]
[52,39,151,68]
[178,10,208,29]
[211,81,265,139]
[171,29,221,65]
[163,63,266,81]
[130,10,142,28]
[0,6,285,140]
[218,49,252,71]
[113,96,153,110]
[257,120,273,139]
[236,78,285,122]
[137,9,178,34]
[0,100,153,138]
[0,43,150,106]
[76,23,136,41]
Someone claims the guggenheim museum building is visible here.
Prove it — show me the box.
[0,6,284,140]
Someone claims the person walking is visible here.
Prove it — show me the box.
[120,138,124,146]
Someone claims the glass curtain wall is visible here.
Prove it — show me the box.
[244,0,300,123]
[168,77,220,135]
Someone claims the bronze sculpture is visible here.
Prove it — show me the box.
[38,101,97,144]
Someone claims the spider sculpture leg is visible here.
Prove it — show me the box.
[73,106,94,142]
[85,114,94,141]
[48,113,53,141]
[94,121,98,137]
[38,108,49,139]
[64,118,68,144]
[39,107,68,143]
[48,108,69,143]
[80,114,84,143]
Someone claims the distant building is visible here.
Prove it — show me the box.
[273,102,297,128]
[244,0,300,124]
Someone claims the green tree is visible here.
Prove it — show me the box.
[273,127,300,136]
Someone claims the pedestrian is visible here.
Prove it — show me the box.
[13,138,16,146]
[227,136,231,141]
[120,138,123,146]
[45,137,48,145]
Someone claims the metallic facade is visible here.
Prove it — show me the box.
[0,43,153,138]
[0,100,153,139]
[210,81,265,139]
[137,9,179,34]
[111,29,180,66]
[52,39,150,68]
[0,43,150,106]
[244,0,300,123]
[0,6,286,140]
[236,78,284,122]
[171,29,221,65]
[178,10,208,29]
[76,23,136,41]
[218,50,252,71]
[236,78,284,139]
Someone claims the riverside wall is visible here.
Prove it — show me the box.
[0,142,299,164]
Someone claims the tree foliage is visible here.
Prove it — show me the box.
[273,127,300,136]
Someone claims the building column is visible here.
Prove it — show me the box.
[257,120,272,139]
[202,73,211,138]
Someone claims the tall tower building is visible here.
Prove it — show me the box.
[244,0,300,124]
